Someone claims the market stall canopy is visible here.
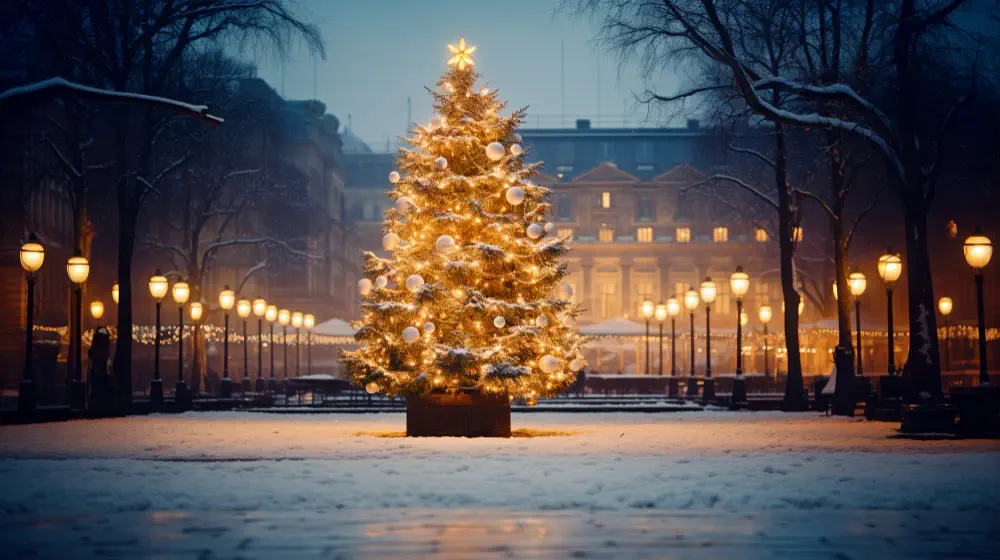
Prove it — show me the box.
[579,317,647,337]
[312,318,356,338]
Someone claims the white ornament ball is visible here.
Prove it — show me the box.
[485,141,505,161]
[510,143,523,156]
[436,234,456,252]
[535,315,549,328]
[514,133,523,143]
[402,326,420,344]
[365,382,380,394]
[505,186,526,206]
[480,87,489,95]
[423,322,435,334]
[493,316,506,329]
[395,197,414,213]
[405,274,425,293]
[388,171,400,184]
[544,222,556,234]
[375,276,388,289]
[382,233,399,251]
[539,354,559,374]
[527,223,543,240]
[429,116,446,130]
[570,359,584,371]
[435,156,448,169]
[558,282,574,300]
[358,278,373,296]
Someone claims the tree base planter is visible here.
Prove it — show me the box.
[407,391,511,437]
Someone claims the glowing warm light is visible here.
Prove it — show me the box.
[759,305,773,324]
[66,254,90,284]
[19,236,44,273]
[641,299,655,319]
[684,290,699,311]
[189,301,204,321]
[265,305,278,322]
[89,300,104,320]
[219,286,236,311]
[447,36,476,70]
[699,277,717,304]
[938,297,953,316]
[253,298,267,317]
[848,271,867,297]
[877,250,903,284]
[304,314,315,329]
[112,283,120,304]
[740,311,749,327]
[278,309,291,326]
[730,266,750,299]
[666,298,681,317]
[148,271,168,301]
[654,303,668,322]
[237,299,252,319]
[964,227,993,270]
[832,281,838,301]
[291,311,303,329]
[172,281,190,305]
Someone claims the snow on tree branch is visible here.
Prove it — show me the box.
[682,174,779,210]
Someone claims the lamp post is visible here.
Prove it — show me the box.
[666,298,681,397]
[172,281,190,408]
[848,270,867,377]
[877,249,903,375]
[189,301,203,398]
[759,305,772,379]
[730,267,750,408]
[304,313,315,375]
[65,251,90,411]
[265,305,278,391]
[938,297,953,372]
[641,299,655,375]
[219,286,235,397]
[964,227,993,385]
[700,277,718,402]
[278,309,291,383]
[19,235,44,414]
[147,270,169,410]
[684,289,699,397]
[291,311,303,377]
[654,304,667,376]
[253,298,267,392]
[237,299,252,394]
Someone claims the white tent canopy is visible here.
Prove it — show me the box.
[579,317,647,336]
[312,318,356,337]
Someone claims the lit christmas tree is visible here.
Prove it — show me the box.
[342,38,584,406]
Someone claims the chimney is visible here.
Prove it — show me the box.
[576,119,591,130]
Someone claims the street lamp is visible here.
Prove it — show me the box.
[278,308,291,382]
[654,304,667,377]
[291,311,304,377]
[730,267,750,408]
[700,277,717,402]
[237,298,252,393]
[89,301,104,320]
[759,305,773,378]
[641,299,655,375]
[18,234,44,414]
[964,226,993,385]
[684,289,699,398]
[304,313,315,376]
[147,270,169,410]
[172,281,190,407]
[877,249,903,375]
[938,297,953,372]
[666,298,681,397]
[66,252,90,411]
[112,283,119,305]
[848,270,867,377]
[189,300,203,398]
[253,298,267,392]
[219,286,235,397]
[265,305,278,391]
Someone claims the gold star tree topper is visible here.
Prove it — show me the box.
[447,36,476,70]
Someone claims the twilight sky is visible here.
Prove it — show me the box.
[254,0,683,149]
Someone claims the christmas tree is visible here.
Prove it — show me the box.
[342,38,584,404]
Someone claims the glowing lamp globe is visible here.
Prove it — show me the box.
[699,277,717,304]
[89,300,104,320]
[112,283,120,305]
[172,281,190,305]
[304,313,315,330]
[641,299,655,319]
[832,281,838,301]
[278,309,291,326]
[265,305,278,322]
[253,298,267,317]
[655,303,668,322]
[291,311,303,329]
[877,250,903,284]
[148,271,168,301]
[798,299,805,316]
[964,227,993,270]
[66,255,90,284]
[730,267,750,298]
[684,290,699,311]
[189,301,204,321]
[237,299,252,319]
[219,286,236,311]
[19,236,44,273]
[666,298,681,317]
[938,297,953,316]
[848,271,867,297]
[759,305,773,324]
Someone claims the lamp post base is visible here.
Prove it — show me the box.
[174,381,188,411]
[18,379,35,415]
[730,377,748,410]
[70,379,86,412]
[256,378,265,392]
[686,377,699,398]
[668,378,680,398]
[701,379,716,405]
[241,377,251,394]
[149,379,164,411]
[220,377,232,398]
[267,377,276,392]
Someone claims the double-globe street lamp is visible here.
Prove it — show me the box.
[66,251,90,411]
[938,297,953,372]
[172,281,190,407]
[19,235,45,414]
[848,270,868,377]
[877,250,903,375]
[684,289,699,397]
[641,299,655,375]
[265,305,278,391]
[237,298,252,394]
[730,267,750,408]
[759,305,773,378]
[148,271,169,410]
[218,286,236,397]
[666,298,681,397]
[700,277,718,403]
[253,298,267,392]
[964,227,993,385]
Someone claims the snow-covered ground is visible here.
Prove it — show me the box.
[1,411,998,558]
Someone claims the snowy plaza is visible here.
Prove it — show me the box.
[1,411,998,558]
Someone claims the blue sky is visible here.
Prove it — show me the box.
[254,0,682,148]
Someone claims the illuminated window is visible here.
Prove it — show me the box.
[676,227,691,243]
[755,228,768,242]
[557,228,574,241]
[601,192,611,208]
[637,227,653,243]
[792,226,803,242]
[714,283,730,315]
[713,226,729,242]
[599,228,614,243]
[599,282,617,318]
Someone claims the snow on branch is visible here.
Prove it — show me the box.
[751,78,896,141]
[682,174,779,210]
[237,259,269,294]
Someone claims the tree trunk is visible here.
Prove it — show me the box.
[901,191,941,400]
[774,125,806,410]
[112,106,133,414]
[829,148,857,416]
